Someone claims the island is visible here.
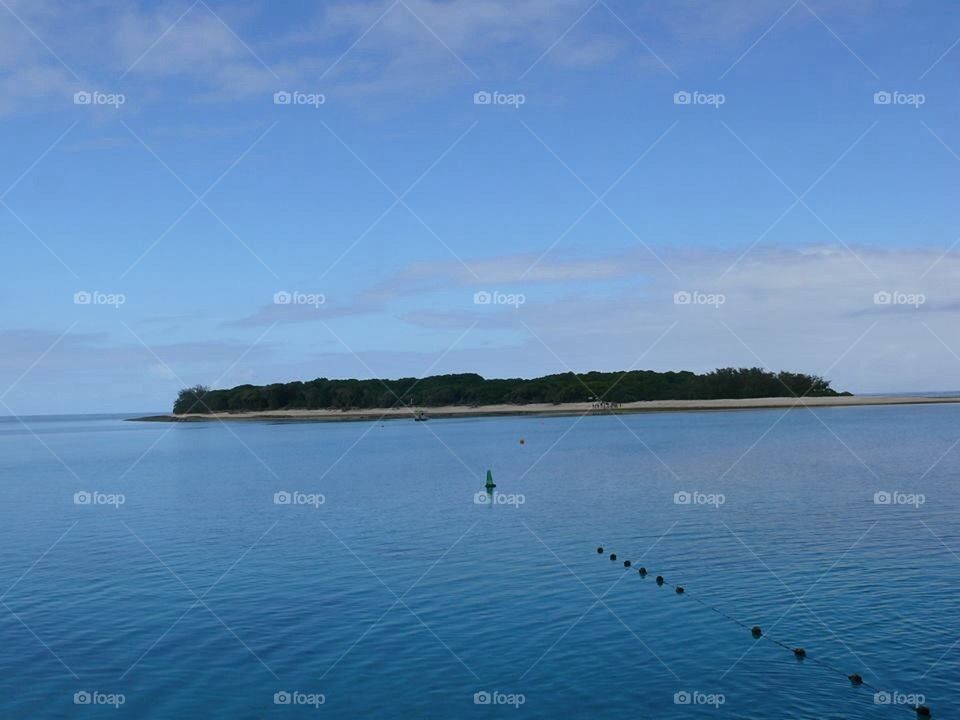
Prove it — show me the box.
[127,367,957,422]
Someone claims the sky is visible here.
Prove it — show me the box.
[2,0,960,414]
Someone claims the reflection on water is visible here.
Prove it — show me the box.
[0,405,958,718]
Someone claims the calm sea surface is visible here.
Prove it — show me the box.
[1,405,959,718]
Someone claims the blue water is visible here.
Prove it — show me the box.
[1,405,958,718]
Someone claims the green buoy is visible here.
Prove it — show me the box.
[485,469,496,491]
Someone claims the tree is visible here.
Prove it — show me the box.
[170,368,844,414]
[173,385,211,414]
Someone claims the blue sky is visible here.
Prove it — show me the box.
[3,0,960,413]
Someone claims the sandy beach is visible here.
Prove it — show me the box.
[130,394,960,422]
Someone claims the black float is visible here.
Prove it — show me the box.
[595,547,932,717]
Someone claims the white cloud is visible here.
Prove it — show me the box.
[6,243,960,414]
[214,242,960,394]
[0,0,891,113]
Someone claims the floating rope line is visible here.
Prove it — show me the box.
[594,547,932,718]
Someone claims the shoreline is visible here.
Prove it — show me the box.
[129,394,960,423]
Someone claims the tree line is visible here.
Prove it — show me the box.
[173,367,847,414]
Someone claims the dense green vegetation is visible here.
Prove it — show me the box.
[172,367,847,414]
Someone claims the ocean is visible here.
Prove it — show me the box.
[0,405,957,718]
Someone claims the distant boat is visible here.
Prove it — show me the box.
[413,409,428,421]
